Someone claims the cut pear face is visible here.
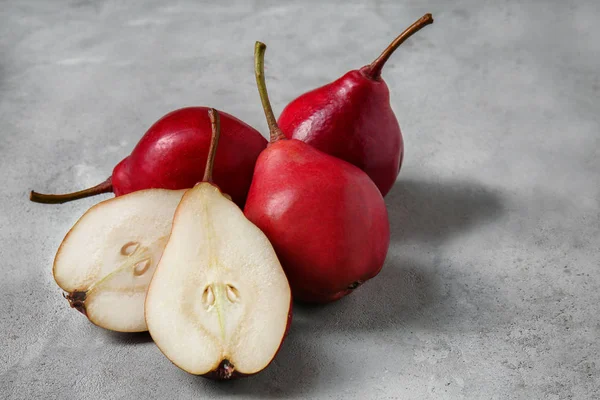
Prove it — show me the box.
[145,183,291,378]
[53,189,186,332]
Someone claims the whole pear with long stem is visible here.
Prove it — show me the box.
[30,107,266,208]
[244,42,390,303]
[277,14,434,196]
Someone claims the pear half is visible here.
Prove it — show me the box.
[53,189,186,332]
[145,183,292,378]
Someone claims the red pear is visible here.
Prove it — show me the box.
[30,107,267,208]
[277,14,434,196]
[244,42,390,303]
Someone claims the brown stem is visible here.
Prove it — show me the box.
[365,13,434,80]
[203,108,221,183]
[64,291,87,316]
[254,41,285,143]
[29,178,113,204]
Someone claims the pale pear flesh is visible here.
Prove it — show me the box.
[53,189,186,332]
[145,183,291,377]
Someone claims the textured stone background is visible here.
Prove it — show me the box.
[1,0,599,399]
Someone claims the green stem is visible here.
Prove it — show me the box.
[254,41,285,143]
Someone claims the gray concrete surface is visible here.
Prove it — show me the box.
[1,0,599,399]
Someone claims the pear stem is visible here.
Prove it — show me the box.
[29,178,113,204]
[203,108,221,183]
[254,41,285,143]
[365,13,434,80]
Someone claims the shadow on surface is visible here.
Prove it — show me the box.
[105,330,154,345]
[194,323,335,398]
[292,257,441,333]
[290,178,505,334]
[386,178,505,244]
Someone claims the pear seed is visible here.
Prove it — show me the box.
[202,285,215,309]
[133,259,151,276]
[121,241,140,256]
[225,284,239,303]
